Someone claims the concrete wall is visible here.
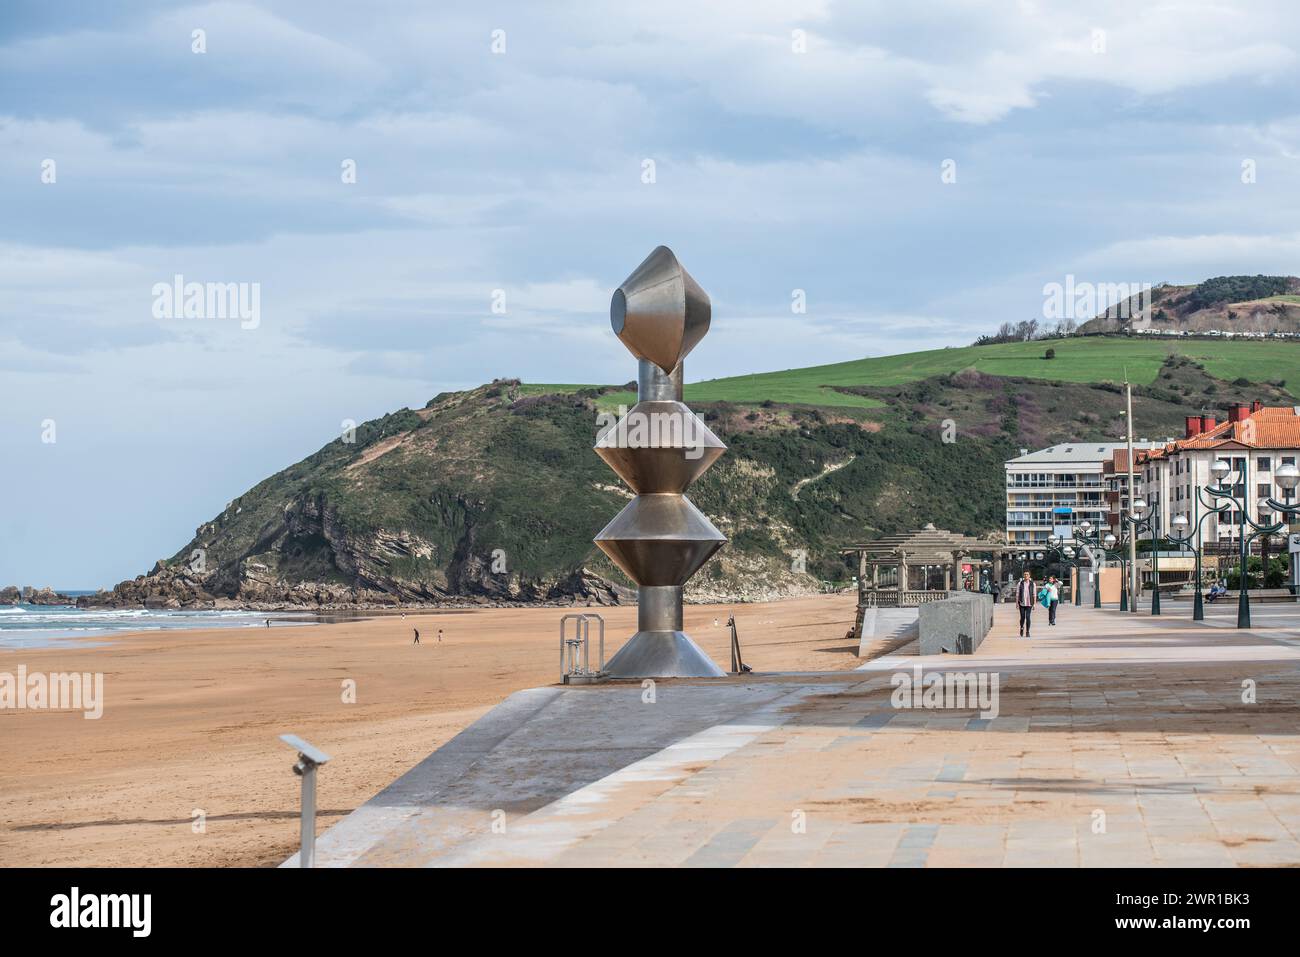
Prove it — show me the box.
[918,591,994,655]
[854,606,920,657]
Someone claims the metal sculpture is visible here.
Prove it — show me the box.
[594,246,728,677]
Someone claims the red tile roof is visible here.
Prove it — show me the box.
[1138,406,1300,460]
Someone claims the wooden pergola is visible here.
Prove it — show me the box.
[838,523,1046,640]
[840,523,1028,608]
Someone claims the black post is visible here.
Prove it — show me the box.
[1151,509,1161,616]
[1192,544,1204,621]
[1237,520,1251,629]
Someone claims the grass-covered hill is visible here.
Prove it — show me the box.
[84,336,1300,609]
[525,333,1299,409]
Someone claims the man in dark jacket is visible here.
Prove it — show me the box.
[1015,571,1036,638]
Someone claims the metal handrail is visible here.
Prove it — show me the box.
[559,613,605,682]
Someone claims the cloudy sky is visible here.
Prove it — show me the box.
[4,0,1300,586]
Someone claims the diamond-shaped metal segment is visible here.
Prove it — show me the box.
[609,246,710,374]
[593,494,726,586]
[594,401,726,493]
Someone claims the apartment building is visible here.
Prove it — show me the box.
[1102,447,1142,531]
[1004,441,1163,545]
[1135,402,1300,541]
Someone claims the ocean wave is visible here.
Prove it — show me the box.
[0,607,312,635]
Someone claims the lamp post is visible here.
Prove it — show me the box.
[1206,458,1298,628]
[1066,520,1118,608]
[1166,487,1231,622]
[1277,464,1300,601]
[1046,533,1085,606]
[1010,549,1046,600]
[1101,532,1122,608]
[1071,519,1100,606]
[1124,497,1162,615]
[1105,529,1136,612]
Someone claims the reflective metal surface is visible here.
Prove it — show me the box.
[594,494,726,585]
[594,401,725,494]
[609,246,711,375]
[638,358,683,401]
[595,246,728,678]
[601,629,727,678]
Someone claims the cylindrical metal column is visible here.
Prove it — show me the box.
[638,359,683,401]
[638,585,684,632]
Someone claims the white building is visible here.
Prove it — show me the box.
[1005,441,1164,545]
[1136,403,1300,541]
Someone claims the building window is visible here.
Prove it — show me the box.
[1259,457,1271,472]
[1258,483,1271,498]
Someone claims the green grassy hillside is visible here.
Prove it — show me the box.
[89,336,1300,608]
[526,336,1299,410]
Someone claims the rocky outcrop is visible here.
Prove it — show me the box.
[0,585,77,606]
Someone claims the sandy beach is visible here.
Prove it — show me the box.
[0,594,857,867]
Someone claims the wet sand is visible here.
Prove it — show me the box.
[0,594,857,867]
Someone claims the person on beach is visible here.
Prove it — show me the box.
[437,628,443,643]
[1046,577,1060,626]
[1016,571,1036,638]
[413,628,420,645]
[265,619,270,628]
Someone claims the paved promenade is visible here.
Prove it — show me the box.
[297,600,1300,867]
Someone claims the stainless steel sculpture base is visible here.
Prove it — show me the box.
[603,584,725,678]
[602,630,727,678]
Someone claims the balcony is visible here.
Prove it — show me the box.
[1006,480,1106,490]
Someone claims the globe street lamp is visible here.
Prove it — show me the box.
[1276,465,1300,600]
[1069,520,1094,606]
[1207,458,1296,628]
[1110,529,1136,612]
[1078,520,1112,608]
[1124,497,1162,615]
[1067,520,1123,609]
[1045,534,1079,608]
[1166,489,1232,622]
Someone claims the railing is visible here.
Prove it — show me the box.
[559,613,605,684]
[863,590,952,608]
[1006,481,1106,489]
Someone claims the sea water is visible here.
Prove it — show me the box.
[0,593,314,649]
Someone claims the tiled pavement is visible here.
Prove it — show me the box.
[300,601,1300,867]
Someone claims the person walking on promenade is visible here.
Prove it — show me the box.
[413,628,420,645]
[1016,570,1036,638]
[1046,576,1061,626]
